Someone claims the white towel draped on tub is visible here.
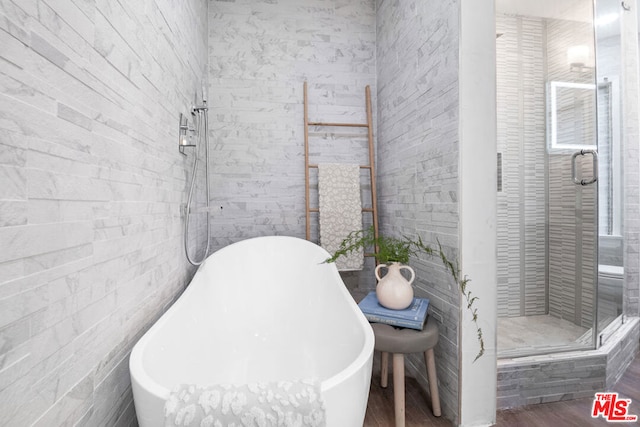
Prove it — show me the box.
[164,380,325,427]
[317,163,364,271]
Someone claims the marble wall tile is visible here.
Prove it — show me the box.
[497,319,640,409]
[496,10,637,329]
[0,0,208,426]
[546,18,598,328]
[605,321,640,386]
[207,0,377,289]
[495,15,547,318]
[376,0,461,422]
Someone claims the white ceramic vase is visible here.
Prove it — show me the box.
[374,262,415,310]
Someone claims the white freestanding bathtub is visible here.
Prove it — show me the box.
[130,236,374,426]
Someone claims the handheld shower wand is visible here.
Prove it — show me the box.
[182,87,211,266]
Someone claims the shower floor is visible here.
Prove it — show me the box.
[498,315,591,357]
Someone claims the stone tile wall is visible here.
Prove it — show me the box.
[206,0,377,290]
[498,352,607,409]
[605,318,640,386]
[0,0,208,425]
[496,14,547,319]
[496,13,615,328]
[497,318,640,409]
[376,0,461,422]
[545,17,598,328]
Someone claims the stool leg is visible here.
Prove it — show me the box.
[425,348,441,417]
[381,351,389,388]
[392,353,405,427]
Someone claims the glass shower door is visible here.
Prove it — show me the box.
[496,0,600,357]
[546,79,598,348]
[594,0,625,342]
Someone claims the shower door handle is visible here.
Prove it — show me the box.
[571,149,598,185]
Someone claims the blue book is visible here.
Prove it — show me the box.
[358,291,429,330]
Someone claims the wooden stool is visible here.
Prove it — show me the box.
[372,318,441,427]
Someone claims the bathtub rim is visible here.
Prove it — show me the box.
[129,235,374,404]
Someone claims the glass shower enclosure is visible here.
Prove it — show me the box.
[496,0,624,357]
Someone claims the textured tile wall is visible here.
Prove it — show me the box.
[0,0,208,425]
[546,18,598,328]
[497,6,640,330]
[605,319,640,387]
[497,318,640,409]
[206,0,377,290]
[376,0,460,422]
[498,351,607,408]
[496,14,547,319]
[496,14,599,327]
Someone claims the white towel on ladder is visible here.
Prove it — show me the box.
[318,163,364,271]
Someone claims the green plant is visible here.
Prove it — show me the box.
[324,227,423,264]
[325,226,485,361]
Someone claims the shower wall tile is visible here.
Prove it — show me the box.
[496,15,547,319]
[376,0,460,422]
[207,0,377,289]
[546,18,598,327]
[0,0,208,425]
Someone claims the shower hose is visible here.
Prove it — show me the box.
[184,106,211,266]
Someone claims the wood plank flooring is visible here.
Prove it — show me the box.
[364,368,450,426]
[364,352,640,426]
[363,351,450,427]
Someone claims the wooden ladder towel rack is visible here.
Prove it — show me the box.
[303,81,379,257]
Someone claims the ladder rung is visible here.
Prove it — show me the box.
[308,121,369,128]
[305,82,378,258]
[309,207,374,213]
[309,164,371,169]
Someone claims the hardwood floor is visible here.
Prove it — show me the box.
[364,352,640,426]
[363,352,450,427]
[364,370,450,426]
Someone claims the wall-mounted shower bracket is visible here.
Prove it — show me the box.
[180,105,208,155]
[178,112,196,155]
